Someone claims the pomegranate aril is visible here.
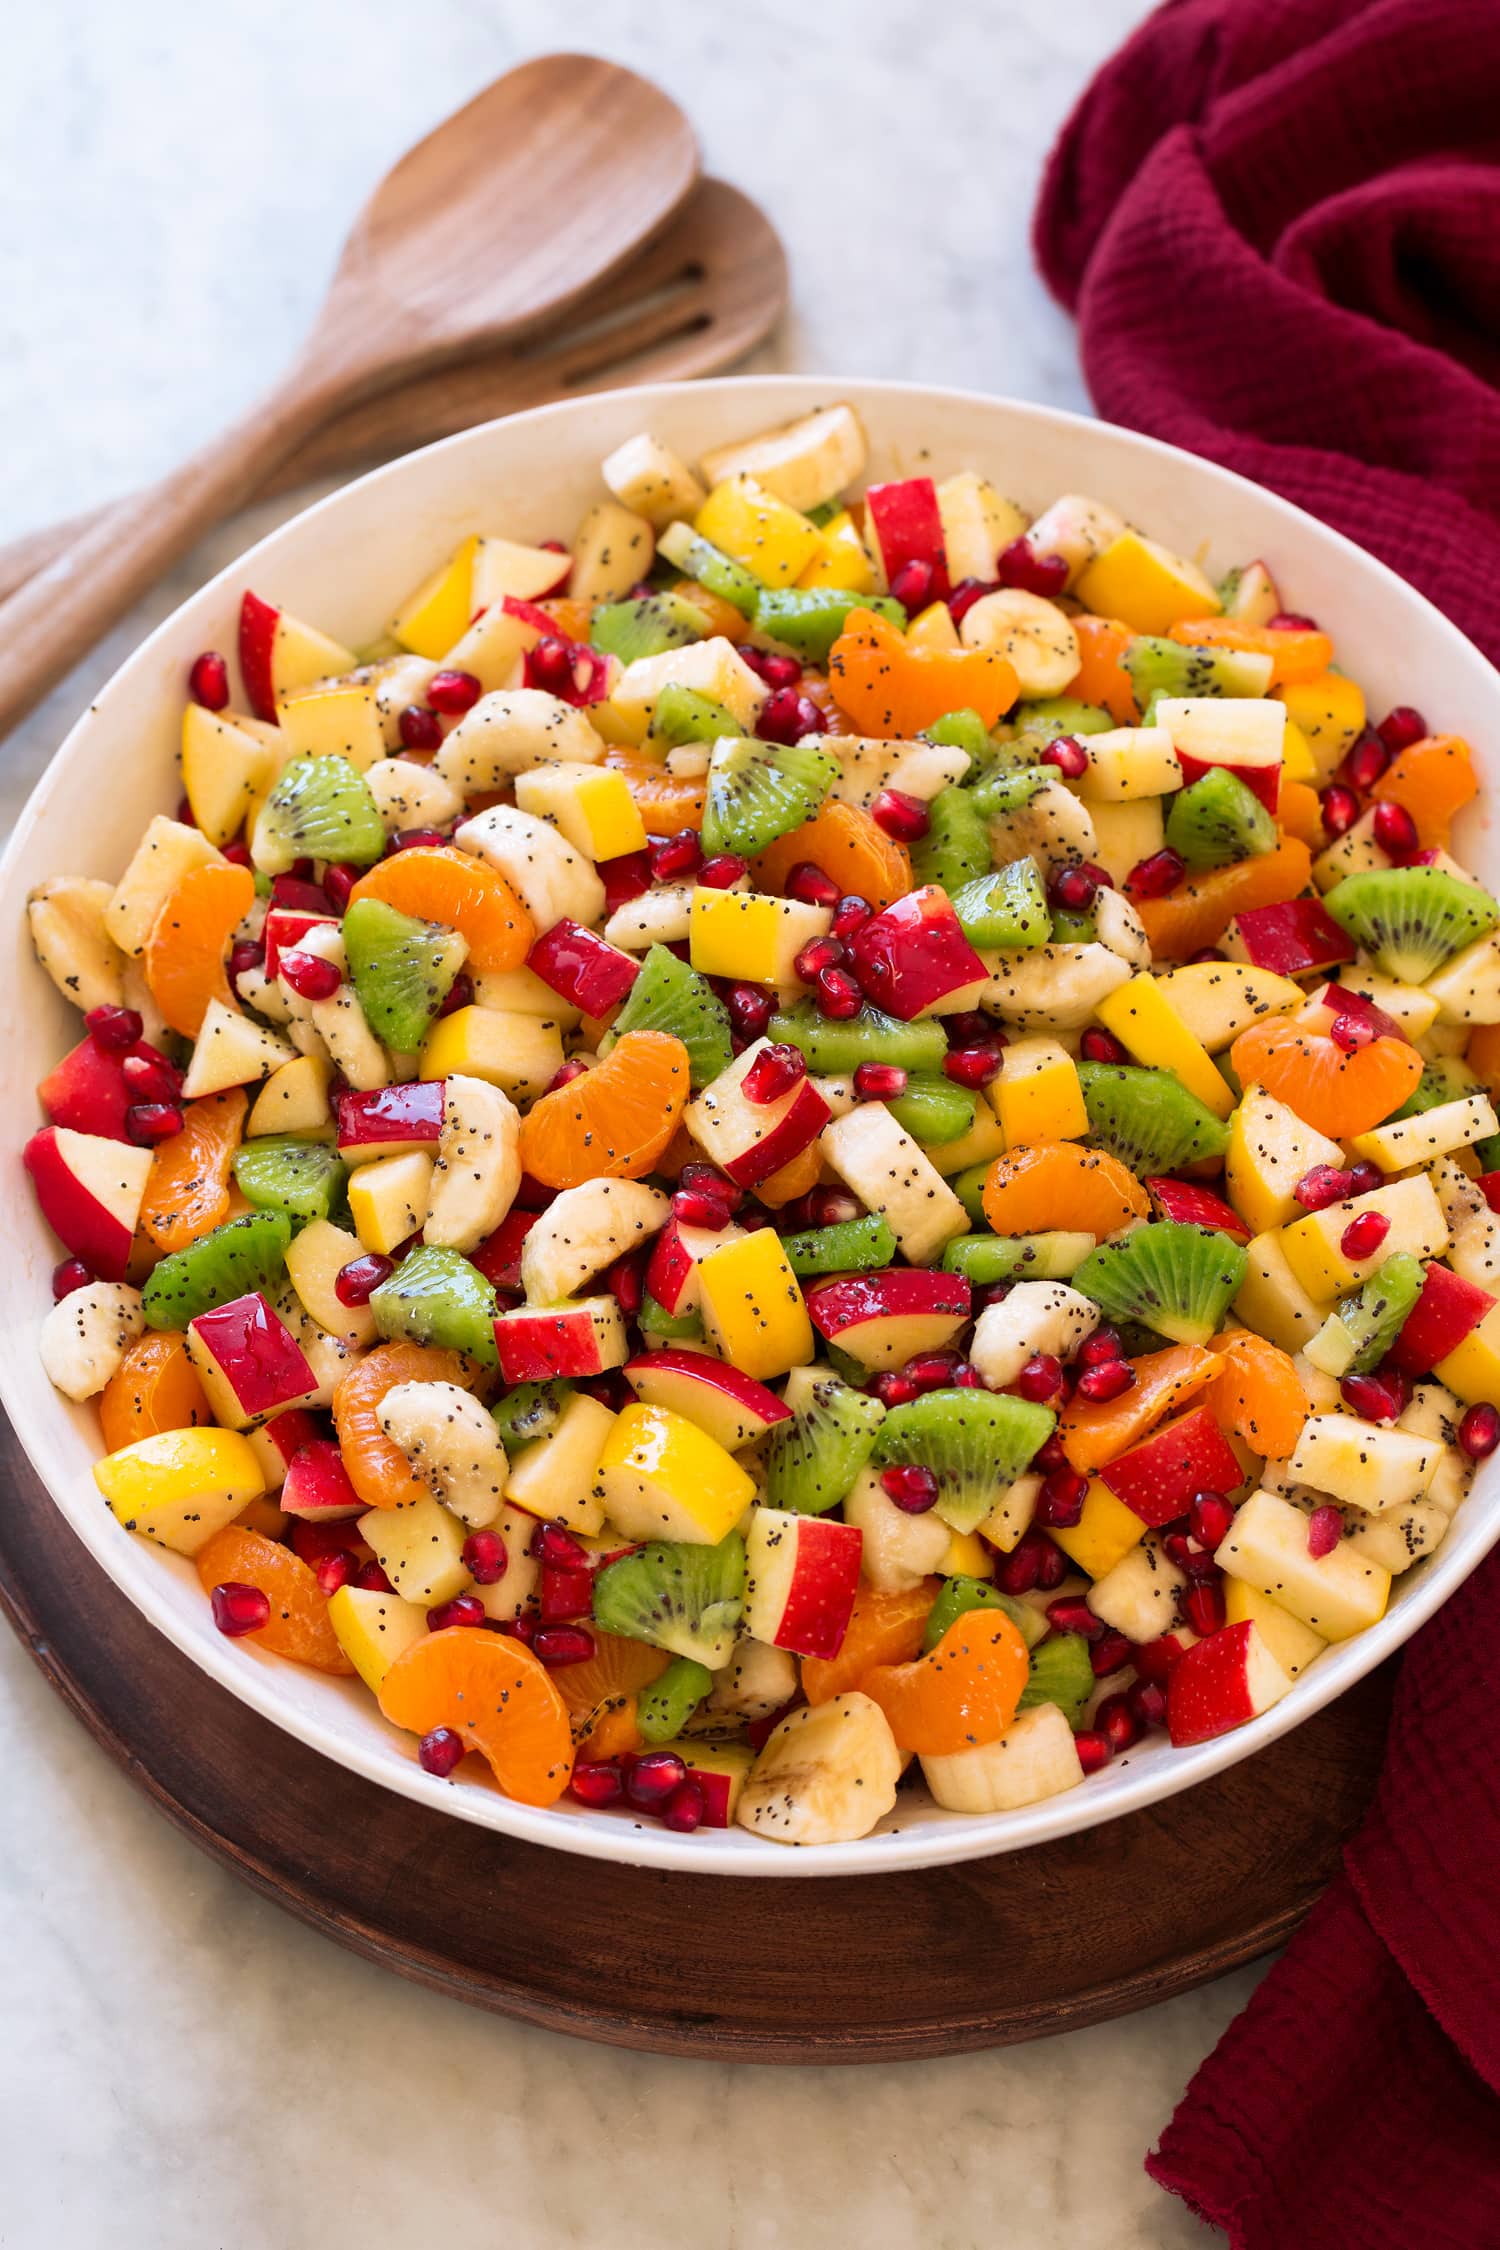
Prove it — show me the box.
[1319,784,1360,837]
[1075,1358,1135,1403]
[353,1559,396,1594]
[944,1046,1002,1089]
[426,667,482,715]
[1376,705,1427,755]
[51,1255,96,1300]
[794,935,845,982]
[527,635,575,694]
[1050,862,1098,913]
[1080,1027,1128,1066]
[901,1350,962,1394]
[681,1161,743,1212]
[662,1779,706,1833]
[1182,1580,1226,1636]
[418,1727,465,1778]
[547,1059,590,1093]
[1089,1628,1132,1677]
[315,1551,355,1596]
[880,1463,940,1513]
[1041,735,1088,781]
[1340,1368,1405,1421]
[870,788,931,842]
[570,1759,624,1807]
[533,1624,595,1667]
[809,1186,858,1227]
[872,1371,919,1409]
[1095,1693,1140,1754]
[947,575,998,625]
[888,557,937,611]
[1189,1492,1235,1550]
[1346,1160,1384,1197]
[1035,1540,1069,1592]
[1329,1013,1376,1054]
[650,830,703,883]
[497,1613,537,1646]
[742,1042,807,1105]
[1036,1465,1089,1528]
[1294,1164,1354,1212]
[1074,1730,1112,1775]
[625,1750,688,1809]
[1306,1505,1343,1559]
[831,893,874,939]
[697,853,748,889]
[1340,1210,1390,1260]
[1371,801,1418,858]
[1078,1325,1124,1367]
[1344,732,1390,792]
[1458,1403,1500,1461]
[1127,1677,1168,1732]
[437,971,475,1019]
[854,1061,907,1099]
[211,1581,270,1637]
[1031,1431,1067,1473]
[187,649,231,709]
[427,1593,487,1631]
[335,1253,394,1307]
[997,538,1068,596]
[227,940,265,992]
[125,1102,184,1146]
[123,1049,183,1107]
[279,949,343,1000]
[994,1536,1043,1595]
[725,982,775,1041]
[1268,611,1319,631]
[535,1520,590,1568]
[1016,1353,1064,1404]
[85,1003,143,1051]
[1045,1596,1101,1640]
[1481,1171,1500,1217]
[671,1187,731,1229]
[816,963,863,1019]
[757,688,823,745]
[785,861,841,910]
[1128,848,1186,899]
[397,703,444,751]
[605,1249,646,1320]
[462,1529,508,1584]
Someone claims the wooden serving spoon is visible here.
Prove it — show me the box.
[0,180,787,606]
[0,53,698,735]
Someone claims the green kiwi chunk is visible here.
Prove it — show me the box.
[763,1371,885,1517]
[921,1575,1046,1654]
[141,1210,292,1330]
[638,1291,705,1342]
[231,1136,345,1228]
[754,587,905,664]
[1017,1633,1095,1728]
[779,1213,897,1277]
[591,1533,746,1666]
[887,1073,977,1146]
[589,591,709,664]
[871,1388,1055,1533]
[1327,1253,1426,1377]
[652,685,742,747]
[600,944,732,1089]
[656,523,762,615]
[637,1657,714,1743]
[909,785,993,893]
[1124,636,1272,705]
[701,737,841,858]
[490,1379,572,1452]
[941,1231,1095,1283]
[1324,866,1500,985]
[767,1000,947,1075]
[951,857,1051,948]
[1078,1061,1231,1172]
[370,1244,499,1368]
[1072,1221,1247,1348]
[919,708,992,761]
[1164,769,1276,869]
[343,896,467,1052]
[251,755,385,875]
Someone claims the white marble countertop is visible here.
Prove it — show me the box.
[1,4,1251,2243]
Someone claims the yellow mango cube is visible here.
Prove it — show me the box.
[1435,1302,1500,1405]
[595,1402,757,1545]
[1280,718,1319,785]
[1075,531,1221,637]
[928,1102,1008,1177]
[419,1006,564,1103]
[95,1427,266,1556]
[1279,672,1366,774]
[694,475,824,588]
[276,676,386,772]
[942,1528,991,1577]
[327,1585,431,1693]
[513,761,648,861]
[1049,1479,1147,1580]
[389,534,479,659]
[180,704,276,846]
[697,1228,814,1381]
[905,602,961,653]
[796,508,874,592]
[1280,1174,1448,1299]
[993,1037,1089,1145]
[690,888,832,987]
[1094,975,1234,1120]
[347,1150,435,1254]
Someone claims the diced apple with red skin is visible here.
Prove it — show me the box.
[644,1215,742,1316]
[862,477,948,591]
[245,1406,324,1489]
[654,1740,754,1827]
[263,907,339,980]
[684,1040,831,1191]
[281,1438,363,1520]
[185,1292,320,1430]
[1222,898,1356,978]
[469,1207,539,1293]
[493,1296,627,1382]
[336,1080,446,1167]
[743,1505,863,1660]
[625,1349,792,1451]
[1156,697,1285,813]
[238,590,356,722]
[526,918,641,1017]
[1099,1404,1244,1528]
[1165,1620,1293,1746]
[845,887,989,1020]
[39,1034,140,1141]
[1387,1261,1495,1377]
[1146,1177,1251,1241]
[806,1269,972,1372]
[23,1125,152,1281]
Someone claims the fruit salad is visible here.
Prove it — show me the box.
[24,400,1500,1847]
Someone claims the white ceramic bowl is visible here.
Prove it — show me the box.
[4,376,1496,1876]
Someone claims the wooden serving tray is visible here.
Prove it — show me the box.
[0,1415,1393,2061]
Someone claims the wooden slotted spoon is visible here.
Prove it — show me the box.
[0,54,699,734]
[0,180,787,606]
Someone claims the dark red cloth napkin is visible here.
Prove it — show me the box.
[1034,4,1500,2241]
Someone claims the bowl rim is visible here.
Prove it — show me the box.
[5,371,1497,1877]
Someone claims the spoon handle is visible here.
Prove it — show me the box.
[0,373,332,737]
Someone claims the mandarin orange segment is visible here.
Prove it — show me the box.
[1206,1330,1309,1460]
[604,751,706,832]
[554,1629,670,1741]
[378,1627,575,1806]
[667,578,746,643]
[577,1698,645,1762]
[140,1087,247,1252]
[195,1525,353,1674]
[536,596,595,641]
[754,1135,826,1210]
[99,1328,212,1452]
[828,607,1018,737]
[862,1610,1030,1756]
[752,795,912,908]
[801,1581,939,1704]
[519,1028,690,1189]
[1277,779,1325,850]
[981,1141,1151,1238]
[1370,735,1478,850]
[1128,834,1311,959]
[1466,1023,1500,1102]
[348,845,532,972]
[333,1340,480,1509]
[1166,616,1334,685]
[1066,613,1139,724]
[1058,1344,1219,1473]
[143,859,256,1037]
[1230,1016,1421,1139]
